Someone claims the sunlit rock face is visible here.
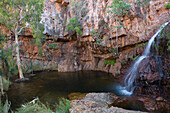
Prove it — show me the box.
[14,0,169,75]
[41,0,169,46]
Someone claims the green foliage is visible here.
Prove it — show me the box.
[90,29,105,46]
[16,98,71,113]
[0,77,11,91]
[131,55,139,61]
[49,43,58,49]
[159,23,170,51]
[66,17,83,39]
[0,94,11,113]
[38,48,43,57]
[107,0,131,17]
[107,0,131,27]
[107,0,131,54]
[90,25,109,46]
[137,0,150,7]
[0,39,18,76]
[104,60,116,66]
[121,59,126,63]
[137,42,148,47]
[168,40,170,50]
[0,0,45,78]
[0,0,45,48]
[90,29,100,39]
[109,48,117,56]
[164,2,170,9]
[56,98,71,113]
[0,0,44,32]
[16,99,53,113]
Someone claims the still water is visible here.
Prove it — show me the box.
[7,71,121,109]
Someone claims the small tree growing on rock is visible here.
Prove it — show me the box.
[0,0,44,80]
[107,0,131,54]
[66,17,83,40]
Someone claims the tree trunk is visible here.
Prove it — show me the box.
[116,17,118,54]
[15,31,24,79]
[0,76,4,95]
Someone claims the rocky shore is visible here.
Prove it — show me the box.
[68,93,169,113]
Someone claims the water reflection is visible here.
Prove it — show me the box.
[7,71,120,110]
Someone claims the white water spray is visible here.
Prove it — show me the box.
[120,22,169,96]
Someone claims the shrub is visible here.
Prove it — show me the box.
[49,43,58,49]
[104,60,116,66]
[90,29,105,46]
[137,42,148,47]
[66,17,83,39]
[16,98,71,113]
[0,94,11,113]
[164,2,170,9]
[56,98,71,113]
[16,99,52,113]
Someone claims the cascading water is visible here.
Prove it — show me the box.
[118,21,169,96]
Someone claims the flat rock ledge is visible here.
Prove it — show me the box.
[69,93,146,113]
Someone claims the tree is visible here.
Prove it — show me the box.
[107,0,131,54]
[66,17,83,40]
[0,0,44,79]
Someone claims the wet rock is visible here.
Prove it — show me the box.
[110,97,148,112]
[140,98,170,112]
[15,78,29,82]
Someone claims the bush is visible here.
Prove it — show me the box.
[16,98,53,113]
[164,2,170,9]
[0,94,11,113]
[0,77,11,91]
[49,43,58,49]
[55,98,71,113]
[66,17,83,39]
[104,60,116,66]
[16,98,71,113]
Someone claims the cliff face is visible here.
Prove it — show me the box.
[42,0,169,44]
[7,0,169,75]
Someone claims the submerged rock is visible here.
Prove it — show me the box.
[68,92,87,100]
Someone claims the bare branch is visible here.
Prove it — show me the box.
[17,27,25,34]
[17,22,29,35]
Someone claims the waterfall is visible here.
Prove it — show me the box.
[120,21,169,96]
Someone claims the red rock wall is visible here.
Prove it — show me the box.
[2,0,170,75]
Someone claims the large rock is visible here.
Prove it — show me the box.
[69,93,146,113]
[85,93,115,104]
[69,93,169,113]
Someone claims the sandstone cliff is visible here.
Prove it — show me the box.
[4,0,169,75]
